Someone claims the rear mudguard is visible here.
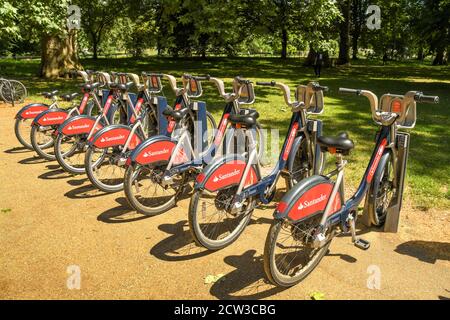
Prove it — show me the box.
[33,108,69,126]
[128,135,188,166]
[274,175,342,223]
[195,154,260,192]
[89,124,142,150]
[57,115,103,136]
[15,103,50,120]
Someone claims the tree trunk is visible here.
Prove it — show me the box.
[337,0,351,65]
[281,28,288,59]
[40,30,82,79]
[93,37,98,60]
[417,46,424,61]
[432,46,445,65]
[352,35,359,60]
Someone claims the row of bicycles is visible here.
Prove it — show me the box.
[0,75,27,106]
[13,70,439,287]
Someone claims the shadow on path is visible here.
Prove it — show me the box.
[97,197,151,223]
[210,250,286,299]
[395,240,450,264]
[150,220,213,262]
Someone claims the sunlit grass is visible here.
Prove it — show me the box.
[1,57,449,210]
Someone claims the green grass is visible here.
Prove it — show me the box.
[1,57,449,210]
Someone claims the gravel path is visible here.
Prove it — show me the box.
[1,104,449,300]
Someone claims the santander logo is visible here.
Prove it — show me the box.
[367,138,387,183]
[143,148,169,158]
[43,116,64,122]
[297,193,327,210]
[283,123,298,160]
[100,134,125,143]
[212,169,240,183]
[68,124,90,130]
[25,110,43,115]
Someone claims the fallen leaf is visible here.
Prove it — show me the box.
[310,292,326,300]
[204,273,225,284]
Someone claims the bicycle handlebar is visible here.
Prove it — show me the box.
[257,80,298,108]
[141,72,164,78]
[256,81,276,86]
[234,76,251,85]
[414,92,439,104]
[339,87,362,95]
[183,74,210,81]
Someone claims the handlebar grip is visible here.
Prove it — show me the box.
[234,76,251,84]
[415,93,439,104]
[313,85,328,92]
[339,87,361,95]
[193,75,210,81]
[256,81,276,86]
[142,72,164,78]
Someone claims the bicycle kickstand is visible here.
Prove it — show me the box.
[348,215,371,250]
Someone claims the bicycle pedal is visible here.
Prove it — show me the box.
[354,238,370,250]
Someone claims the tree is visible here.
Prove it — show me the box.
[337,0,351,64]
[249,0,341,59]
[414,0,450,65]
[13,0,82,78]
[350,0,367,59]
[76,0,127,59]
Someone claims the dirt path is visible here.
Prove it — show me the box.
[0,105,449,300]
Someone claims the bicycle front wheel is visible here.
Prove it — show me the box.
[124,163,186,216]
[14,118,34,150]
[84,145,126,192]
[188,186,255,250]
[30,124,56,160]
[1,80,27,103]
[54,133,88,174]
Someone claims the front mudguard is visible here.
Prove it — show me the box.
[286,135,305,173]
[88,124,142,150]
[32,108,69,126]
[56,115,103,136]
[195,154,260,193]
[127,135,191,167]
[274,175,342,223]
[15,103,50,120]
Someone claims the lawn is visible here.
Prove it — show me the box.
[1,57,449,210]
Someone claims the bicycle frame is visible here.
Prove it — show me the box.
[198,107,322,206]
[162,101,247,177]
[325,125,393,229]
